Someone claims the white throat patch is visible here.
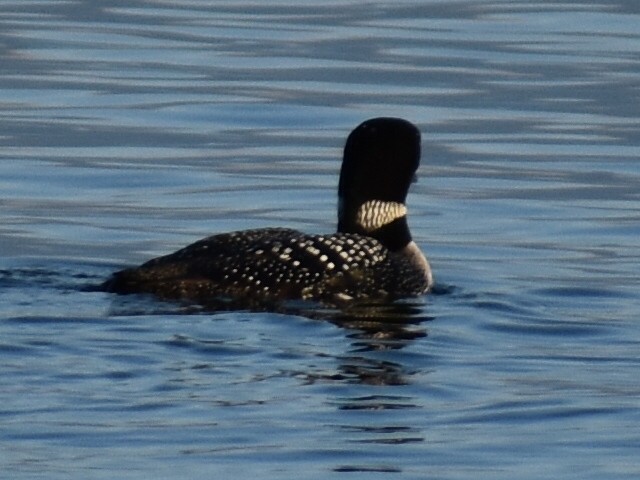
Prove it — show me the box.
[356,200,407,232]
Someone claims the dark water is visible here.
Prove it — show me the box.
[1,1,639,478]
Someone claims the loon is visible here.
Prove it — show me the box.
[103,117,433,307]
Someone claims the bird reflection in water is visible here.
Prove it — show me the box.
[316,301,431,466]
[105,288,436,388]
[330,300,431,351]
[295,300,434,388]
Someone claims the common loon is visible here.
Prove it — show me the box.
[103,117,433,306]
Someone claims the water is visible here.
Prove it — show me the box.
[1,1,639,478]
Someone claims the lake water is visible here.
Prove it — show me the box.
[1,1,639,478]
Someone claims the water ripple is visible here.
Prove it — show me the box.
[2,1,640,478]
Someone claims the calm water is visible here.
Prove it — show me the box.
[1,1,640,478]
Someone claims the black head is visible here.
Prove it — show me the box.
[337,117,421,248]
[339,117,420,205]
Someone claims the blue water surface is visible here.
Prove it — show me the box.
[1,1,639,479]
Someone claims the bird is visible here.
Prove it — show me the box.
[102,117,433,308]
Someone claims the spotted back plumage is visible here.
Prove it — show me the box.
[106,228,430,304]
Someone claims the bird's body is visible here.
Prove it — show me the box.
[103,118,433,307]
